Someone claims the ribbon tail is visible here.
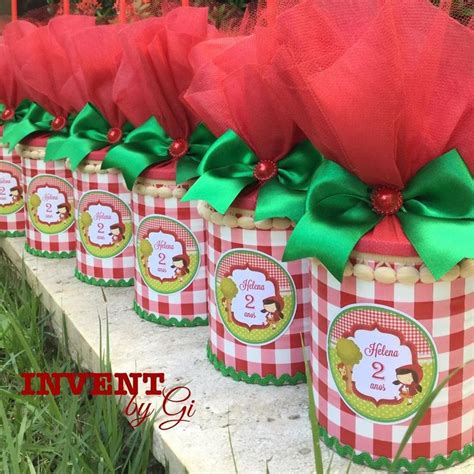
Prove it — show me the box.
[103,145,169,191]
[283,203,380,281]
[62,136,107,171]
[399,213,474,280]
[182,167,255,214]
[255,179,306,222]
[44,135,68,162]
[176,155,200,184]
[3,120,41,151]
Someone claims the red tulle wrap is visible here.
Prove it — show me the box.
[113,7,219,136]
[0,41,25,111]
[4,16,95,118]
[70,23,128,127]
[263,0,473,254]
[268,0,474,186]
[186,33,300,157]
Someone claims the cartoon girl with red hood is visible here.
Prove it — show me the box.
[56,202,72,221]
[9,185,23,203]
[171,254,190,282]
[109,222,125,245]
[393,364,423,405]
[261,295,284,329]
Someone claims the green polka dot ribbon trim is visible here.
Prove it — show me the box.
[206,343,306,386]
[133,300,208,328]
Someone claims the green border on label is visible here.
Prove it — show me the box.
[27,174,75,235]
[136,215,200,295]
[327,304,438,424]
[0,161,24,216]
[215,248,297,346]
[78,190,133,259]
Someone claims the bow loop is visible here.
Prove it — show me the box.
[101,118,214,190]
[183,129,322,219]
[284,150,474,282]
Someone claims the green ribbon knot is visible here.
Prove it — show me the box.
[283,149,474,282]
[55,102,134,170]
[101,117,215,190]
[182,129,323,222]
[2,100,72,160]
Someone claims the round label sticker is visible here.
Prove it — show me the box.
[136,215,200,294]
[26,174,74,234]
[327,304,438,424]
[215,249,297,346]
[78,190,132,259]
[0,161,24,215]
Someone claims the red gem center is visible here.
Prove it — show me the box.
[371,186,403,215]
[169,139,189,159]
[107,127,123,144]
[51,115,67,131]
[1,108,14,121]
[253,160,278,182]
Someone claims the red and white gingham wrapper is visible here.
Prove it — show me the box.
[311,259,473,466]
[0,142,26,236]
[20,144,75,257]
[132,185,208,324]
[73,164,134,285]
[207,219,311,381]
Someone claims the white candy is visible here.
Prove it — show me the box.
[157,186,173,199]
[223,214,239,228]
[173,187,186,199]
[460,259,474,279]
[396,266,420,284]
[84,164,96,174]
[440,265,460,282]
[353,263,374,281]
[255,219,273,230]
[238,216,256,230]
[146,185,160,197]
[374,266,397,284]
[272,218,291,230]
[419,265,436,284]
[343,261,353,277]
[210,212,225,226]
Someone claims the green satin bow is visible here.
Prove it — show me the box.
[283,149,474,282]
[2,101,72,160]
[55,102,134,170]
[101,116,215,190]
[182,129,323,222]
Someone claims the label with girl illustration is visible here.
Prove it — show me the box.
[78,190,133,259]
[136,215,200,295]
[26,175,74,234]
[215,249,297,346]
[0,161,24,215]
[327,304,438,424]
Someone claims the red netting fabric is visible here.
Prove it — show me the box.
[0,40,24,110]
[266,0,474,186]
[113,7,219,136]
[3,16,95,117]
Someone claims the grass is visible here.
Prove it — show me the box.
[0,251,162,473]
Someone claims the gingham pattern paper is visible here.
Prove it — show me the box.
[21,154,75,255]
[311,261,473,463]
[133,189,207,322]
[73,170,134,284]
[208,221,311,379]
[0,145,26,235]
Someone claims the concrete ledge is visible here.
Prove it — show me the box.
[1,237,472,473]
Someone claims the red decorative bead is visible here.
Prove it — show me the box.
[1,108,14,121]
[51,115,67,131]
[371,186,403,215]
[107,127,123,144]
[168,139,189,159]
[253,160,278,182]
